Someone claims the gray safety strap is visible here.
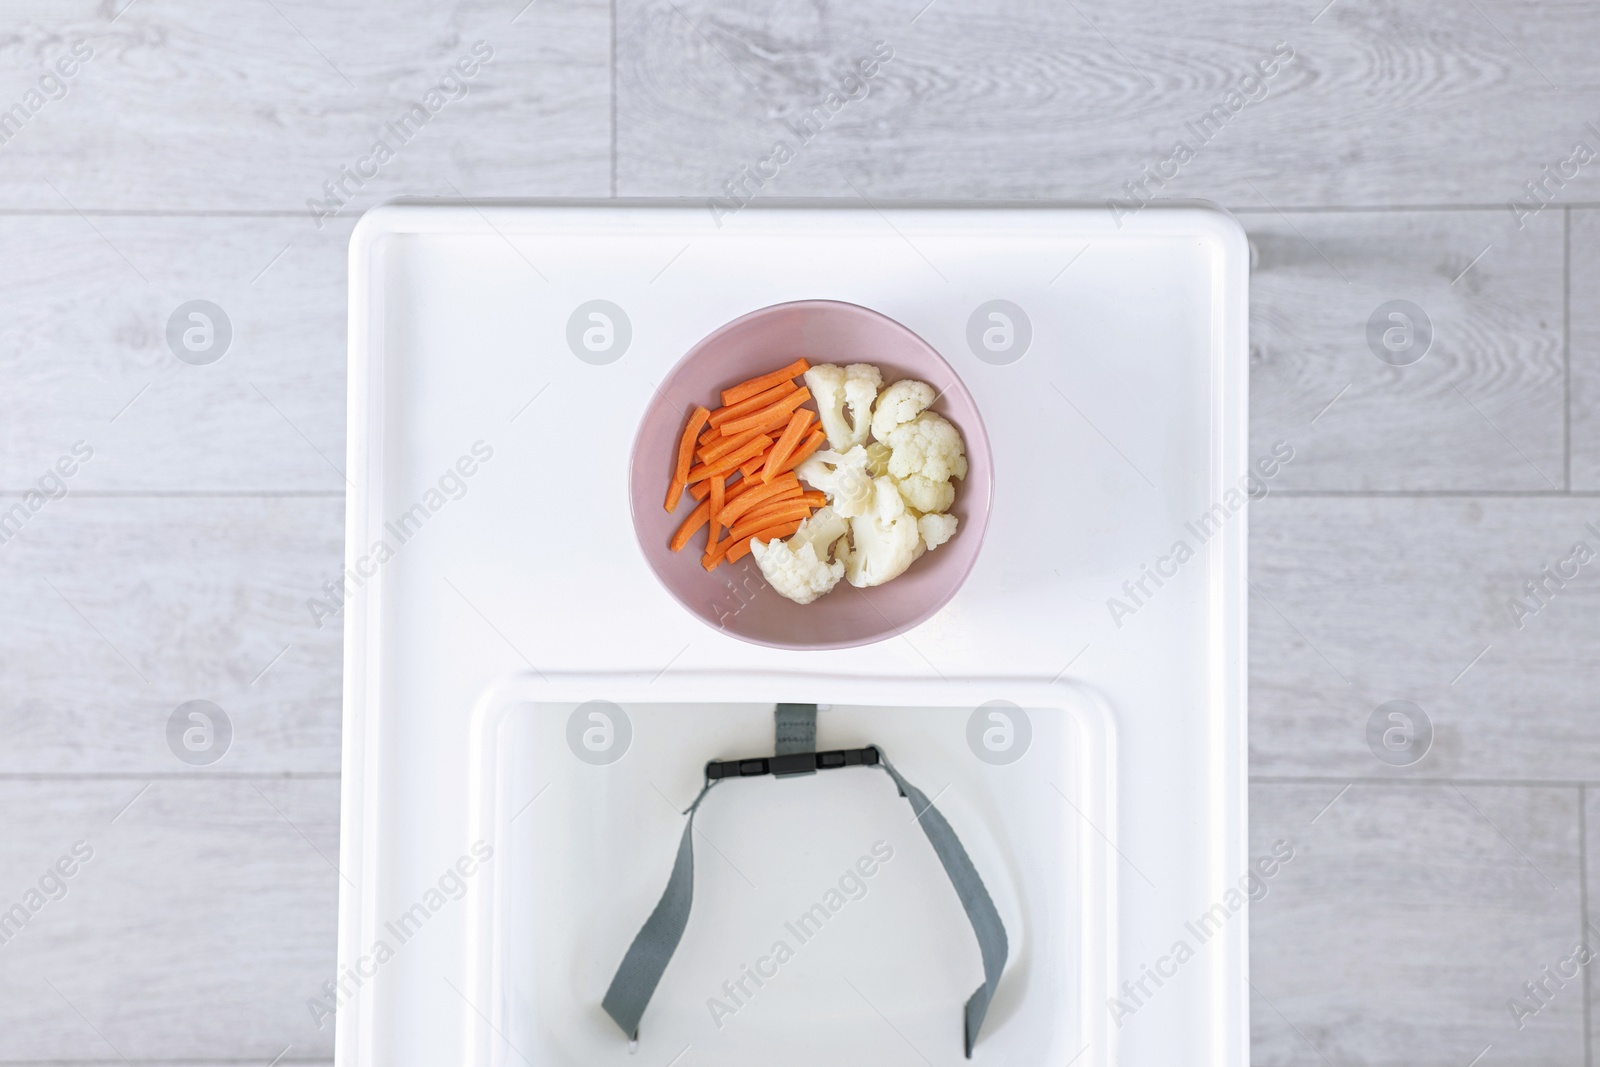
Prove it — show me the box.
[774,702,817,757]
[602,706,1007,1057]
[879,754,1008,1057]
[600,779,717,1039]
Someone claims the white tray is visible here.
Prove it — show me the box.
[338,201,1249,1067]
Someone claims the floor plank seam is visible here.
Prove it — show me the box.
[0,773,341,781]
[1581,783,1591,1067]
[0,202,1598,218]
[0,492,346,498]
[609,0,618,198]
[1269,490,1600,499]
[1565,205,1573,492]
[1251,776,1600,788]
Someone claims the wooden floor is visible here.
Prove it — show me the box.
[1,1,1596,1063]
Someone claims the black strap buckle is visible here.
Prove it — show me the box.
[705,745,880,782]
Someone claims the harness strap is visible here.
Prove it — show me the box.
[879,758,1008,1057]
[599,779,716,1039]
[774,701,817,758]
[601,704,1008,1057]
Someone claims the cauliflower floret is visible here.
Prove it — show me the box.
[864,441,893,477]
[796,446,875,518]
[804,363,882,450]
[918,512,959,550]
[886,411,969,483]
[845,477,923,588]
[897,474,955,515]
[870,379,937,443]
[751,507,852,605]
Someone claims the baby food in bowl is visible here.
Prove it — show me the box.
[630,300,991,650]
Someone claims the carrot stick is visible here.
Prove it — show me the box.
[707,475,726,549]
[719,476,801,526]
[725,521,804,564]
[731,502,816,542]
[739,454,766,478]
[692,471,755,502]
[720,358,810,407]
[686,434,772,484]
[666,405,712,512]
[720,387,812,437]
[669,498,712,552]
[691,471,750,502]
[698,423,769,465]
[734,495,815,530]
[707,382,797,429]
[705,489,796,569]
[762,409,813,483]
[776,427,828,475]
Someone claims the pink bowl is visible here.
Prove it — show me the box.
[629,300,992,650]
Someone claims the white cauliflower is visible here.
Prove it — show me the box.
[870,379,936,443]
[796,446,875,518]
[845,477,924,589]
[918,512,959,550]
[864,441,893,477]
[768,369,968,602]
[896,474,955,515]
[751,506,852,605]
[886,411,969,484]
[805,363,882,450]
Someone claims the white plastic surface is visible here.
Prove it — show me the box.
[338,202,1249,1067]
[464,678,1111,1066]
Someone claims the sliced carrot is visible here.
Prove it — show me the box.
[669,498,712,552]
[725,521,804,564]
[773,427,828,476]
[720,475,801,526]
[734,494,815,528]
[726,489,800,531]
[693,471,750,502]
[721,387,812,437]
[686,434,772,484]
[702,530,734,571]
[691,471,754,503]
[720,358,810,407]
[762,409,813,483]
[739,454,767,478]
[707,381,797,429]
[666,405,712,512]
[731,502,816,542]
[707,475,726,550]
[698,423,770,465]
[705,491,798,569]
[717,407,790,440]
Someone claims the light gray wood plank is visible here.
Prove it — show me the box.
[1583,787,1600,1058]
[0,778,338,1061]
[0,215,350,493]
[0,497,342,774]
[1248,209,1565,491]
[0,0,609,212]
[1250,496,1600,780]
[616,0,1600,206]
[1572,209,1600,490]
[1251,782,1583,1066]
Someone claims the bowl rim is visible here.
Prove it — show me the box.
[627,297,993,650]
